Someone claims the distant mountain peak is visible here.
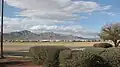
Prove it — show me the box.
[3,30,85,40]
[21,30,31,32]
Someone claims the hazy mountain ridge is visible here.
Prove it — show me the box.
[2,30,84,40]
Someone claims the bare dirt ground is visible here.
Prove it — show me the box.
[0,57,42,67]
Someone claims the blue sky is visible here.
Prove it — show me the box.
[79,0,120,32]
[0,0,120,38]
[3,3,21,17]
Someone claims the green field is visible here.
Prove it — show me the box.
[1,42,103,57]
[3,42,101,51]
[4,41,101,46]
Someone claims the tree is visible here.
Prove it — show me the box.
[99,23,120,47]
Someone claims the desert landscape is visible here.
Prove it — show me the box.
[0,41,101,67]
[1,0,120,67]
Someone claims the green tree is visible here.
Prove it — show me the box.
[99,23,120,47]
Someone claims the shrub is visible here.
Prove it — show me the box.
[93,43,113,48]
[100,48,120,67]
[59,50,111,67]
[29,46,69,67]
[85,48,105,56]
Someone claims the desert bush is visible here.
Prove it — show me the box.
[100,48,120,67]
[85,47,120,67]
[29,46,69,67]
[93,43,113,48]
[84,48,106,55]
[59,50,111,67]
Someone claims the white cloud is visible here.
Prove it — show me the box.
[30,25,98,38]
[5,0,111,19]
[1,17,65,33]
[101,12,116,16]
[0,17,98,38]
[102,5,111,10]
[107,12,115,16]
[2,0,111,37]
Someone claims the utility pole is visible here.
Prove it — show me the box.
[1,0,4,58]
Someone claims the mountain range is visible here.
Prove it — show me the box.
[2,30,85,40]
